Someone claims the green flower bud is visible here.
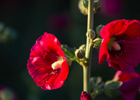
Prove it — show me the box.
[104,80,122,97]
[82,0,100,13]
[78,0,88,15]
[79,44,86,51]
[75,49,85,59]
[94,0,100,10]
[96,24,104,37]
[93,38,103,50]
[86,29,95,40]
[90,77,104,99]
[83,0,88,8]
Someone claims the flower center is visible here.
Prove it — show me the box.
[107,37,121,51]
[111,41,121,50]
[51,57,63,70]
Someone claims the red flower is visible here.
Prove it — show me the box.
[80,91,92,100]
[99,19,140,71]
[27,32,69,90]
[113,69,140,100]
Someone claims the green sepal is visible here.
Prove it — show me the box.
[90,77,104,99]
[92,38,103,50]
[61,44,76,58]
[104,80,122,97]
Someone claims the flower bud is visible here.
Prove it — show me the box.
[93,38,103,50]
[86,29,95,40]
[82,0,100,13]
[75,49,85,59]
[96,24,104,37]
[104,80,122,97]
[94,0,100,10]
[79,44,86,51]
[78,0,88,15]
[83,0,88,8]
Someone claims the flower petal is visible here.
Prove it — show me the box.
[27,32,69,90]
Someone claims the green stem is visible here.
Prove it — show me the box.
[83,0,94,93]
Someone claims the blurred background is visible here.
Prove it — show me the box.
[0,0,140,100]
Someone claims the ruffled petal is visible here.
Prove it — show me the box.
[119,77,140,100]
[99,19,140,71]
[80,91,92,100]
[27,32,69,90]
[113,70,140,100]
[99,37,110,64]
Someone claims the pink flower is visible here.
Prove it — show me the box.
[80,91,92,100]
[113,70,140,100]
[99,19,140,71]
[27,32,69,90]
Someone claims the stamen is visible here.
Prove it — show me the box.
[52,59,63,70]
[111,42,121,50]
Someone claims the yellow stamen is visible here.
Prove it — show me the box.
[51,57,63,70]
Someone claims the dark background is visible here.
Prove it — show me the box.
[0,0,140,100]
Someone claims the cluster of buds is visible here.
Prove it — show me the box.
[75,44,86,59]
[78,0,101,15]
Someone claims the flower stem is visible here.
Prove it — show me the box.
[83,0,94,93]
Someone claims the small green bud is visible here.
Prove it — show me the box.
[75,49,85,59]
[79,44,86,51]
[90,77,104,99]
[104,80,122,97]
[82,0,100,13]
[78,0,88,15]
[83,0,88,8]
[94,0,100,10]
[86,29,95,40]
[96,24,104,37]
[93,38,103,50]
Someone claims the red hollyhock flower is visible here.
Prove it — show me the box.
[80,91,92,100]
[99,19,140,71]
[27,32,69,90]
[113,69,140,100]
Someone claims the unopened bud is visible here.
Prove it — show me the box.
[93,38,103,50]
[83,0,88,8]
[79,44,86,51]
[104,80,122,97]
[94,0,100,10]
[78,0,88,15]
[75,49,85,59]
[96,25,104,37]
[86,29,95,40]
[82,0,100,13]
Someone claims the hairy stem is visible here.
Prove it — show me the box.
[83,0,94,93]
